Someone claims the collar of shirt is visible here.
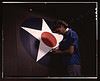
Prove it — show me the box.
[64,28,71,36]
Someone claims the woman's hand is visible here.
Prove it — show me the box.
[51,49,62,54]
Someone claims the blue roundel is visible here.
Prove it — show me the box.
[20,18,53,67]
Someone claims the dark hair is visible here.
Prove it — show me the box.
[51,20,68,32]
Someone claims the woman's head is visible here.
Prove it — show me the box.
[52,20,68,35]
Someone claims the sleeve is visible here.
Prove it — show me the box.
[69,31,78,47]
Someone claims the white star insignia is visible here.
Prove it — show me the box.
[21,19,63,62]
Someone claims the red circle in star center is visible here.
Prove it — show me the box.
[41,32,57,47]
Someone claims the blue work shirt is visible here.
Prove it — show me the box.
[59,28,81,65]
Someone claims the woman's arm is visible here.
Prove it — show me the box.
[52,46,74,55]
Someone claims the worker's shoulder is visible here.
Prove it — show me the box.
[69,29,78,39]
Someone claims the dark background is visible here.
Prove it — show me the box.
[2,3,97,78]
